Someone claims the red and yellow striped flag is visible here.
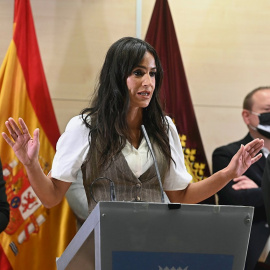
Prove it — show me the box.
[0,0,76,269]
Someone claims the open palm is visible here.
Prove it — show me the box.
[2,118,40,166]
[227,139,263,179]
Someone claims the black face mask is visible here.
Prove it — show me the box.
[256,112,270,139]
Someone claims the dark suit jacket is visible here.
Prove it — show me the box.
[0,160,9,233]
[262,154,270,228]
[212,133,269,270]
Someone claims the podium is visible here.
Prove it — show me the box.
[56,202,254,270]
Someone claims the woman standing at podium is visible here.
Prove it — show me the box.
[1,37,264,213]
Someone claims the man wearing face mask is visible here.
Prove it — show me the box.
[212,86,270,270]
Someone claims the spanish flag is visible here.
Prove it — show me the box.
[145,0,214,203]
[0,0,76,269]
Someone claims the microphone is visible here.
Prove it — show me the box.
[141,125,165,203]
[90,177,116,203]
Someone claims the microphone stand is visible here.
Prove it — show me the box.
[141,125,165,203]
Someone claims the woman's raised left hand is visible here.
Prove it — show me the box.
[226,138,264,179]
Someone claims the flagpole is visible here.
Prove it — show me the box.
[136,0,142,39]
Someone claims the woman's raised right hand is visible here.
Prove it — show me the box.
[2,118,40,167]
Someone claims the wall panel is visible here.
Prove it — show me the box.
[1,0,270,170]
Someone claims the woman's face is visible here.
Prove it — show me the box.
[126,51,156,109]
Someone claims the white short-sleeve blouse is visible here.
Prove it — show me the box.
[51,115,192,191]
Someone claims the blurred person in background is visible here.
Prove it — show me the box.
[212,86,270,270]
[0,159,10,233]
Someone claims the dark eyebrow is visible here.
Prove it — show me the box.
[136,65,157,70]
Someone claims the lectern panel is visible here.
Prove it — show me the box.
[56,202,253,270]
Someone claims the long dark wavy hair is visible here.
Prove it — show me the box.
[81,37,172,169]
